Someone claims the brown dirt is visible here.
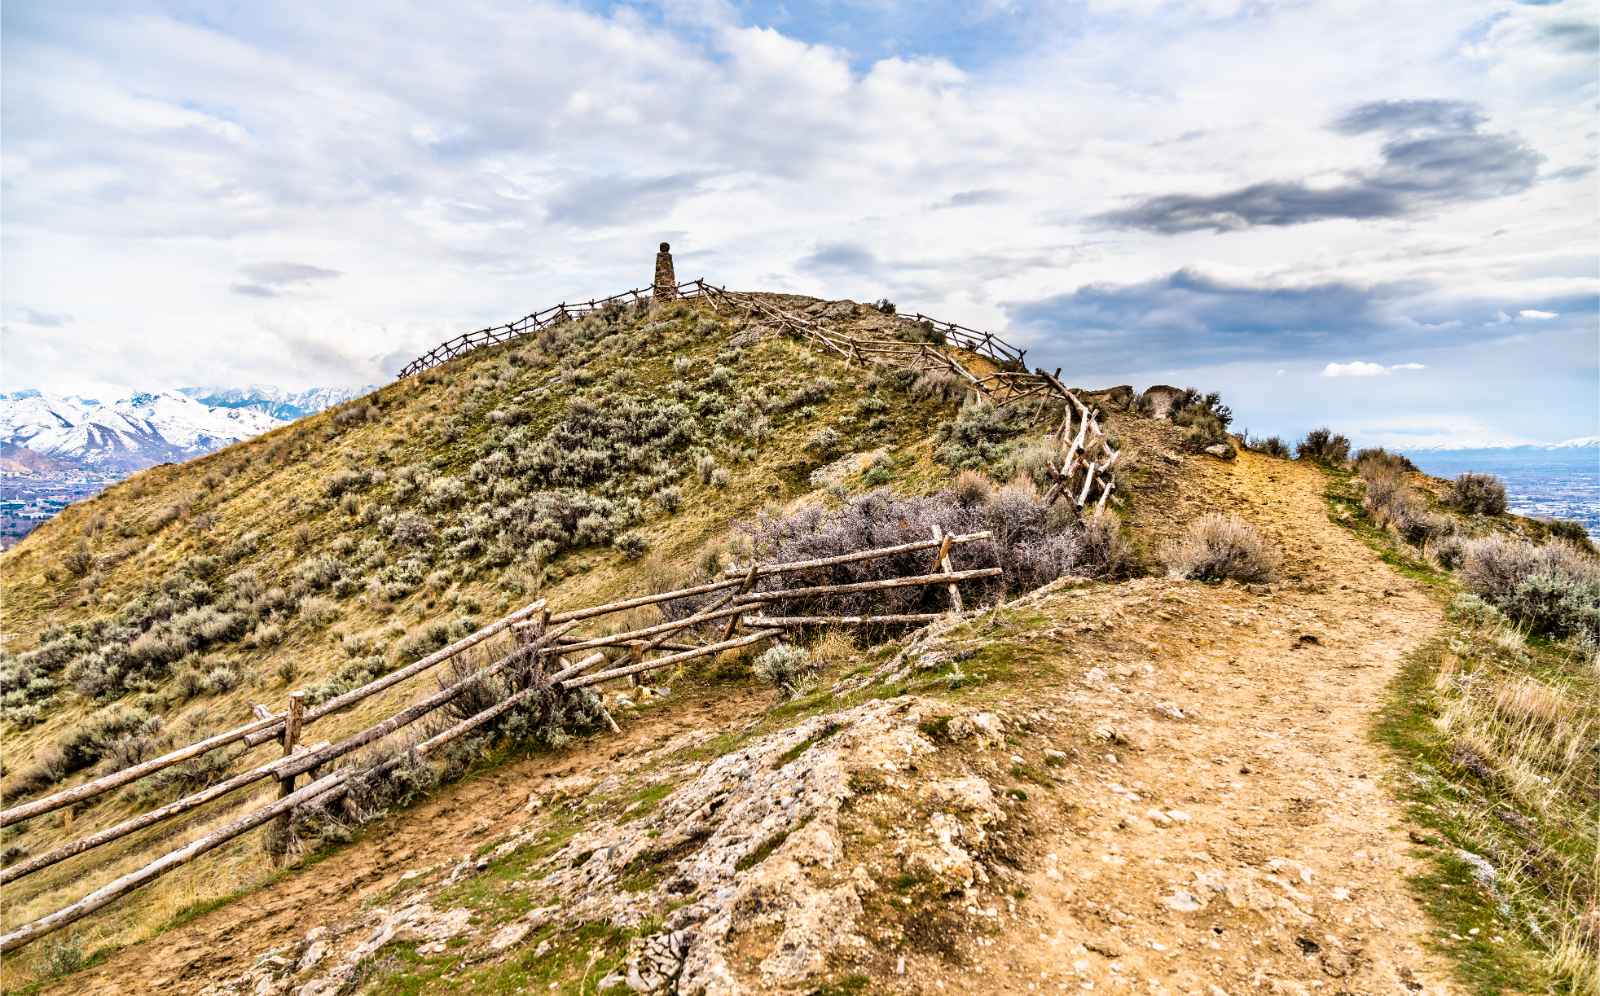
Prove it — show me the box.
[39,686,769,995]
[30,449,1461,994]
[938,449,1459,993]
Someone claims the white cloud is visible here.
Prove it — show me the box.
[0,0,1592,448]
[1322,360,1427,377]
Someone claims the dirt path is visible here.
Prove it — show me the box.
[964,450,1457,993]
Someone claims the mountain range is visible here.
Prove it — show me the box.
[0,385,371,475]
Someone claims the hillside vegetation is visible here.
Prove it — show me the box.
[2,293,1594,995]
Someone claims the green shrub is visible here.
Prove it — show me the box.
[753,644,815,699]
[1296,428,1350,465]
[1449,472,1507,515]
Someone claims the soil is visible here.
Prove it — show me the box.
[35,449,1461,995]
[939,449,1459,993]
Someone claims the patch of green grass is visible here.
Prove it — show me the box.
[620,781,674,823]
[1374,635,1580,995]
[735,826,795,872]
[811,974,873,995]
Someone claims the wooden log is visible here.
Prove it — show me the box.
[547,576,744,625]
[272,691,306,844]
[0,769,350,954]
[531,605,746,655]
[563,629,783,690]
[931,525,964,613]
[243,598,546,746]
[0,713,284,829]
[721,562,759,640]
[721,531,991,580]
[0,734,332,887]
[744,613,945,627]
[733,567,1001,604]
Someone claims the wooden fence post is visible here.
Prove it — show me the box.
[721,562,760,640]
[273,691,305,849]
[930,525,963,613]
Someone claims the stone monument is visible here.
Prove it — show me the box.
[653,242,677,301]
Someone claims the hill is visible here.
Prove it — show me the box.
[0,288,1594,995]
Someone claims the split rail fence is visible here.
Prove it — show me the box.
[719,292,1121,513]
[397,278,722,378]
[0,531,998,954]
[394,278,1116,511]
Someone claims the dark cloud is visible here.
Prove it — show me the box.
[935,189,1009,209]
[240,262,343,286]
[231,283,278,298]
[797,243,879,274]
[1005,270,1594,371]
[1098,99,1542,234]
[542,173,707,227]
[1541,19,1600,53]
[1331,99,1485,136]
[1097,183,1400,233]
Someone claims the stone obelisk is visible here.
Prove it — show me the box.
[653,242,677,302]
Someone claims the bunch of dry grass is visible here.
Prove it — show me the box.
[1163,513,1279,583]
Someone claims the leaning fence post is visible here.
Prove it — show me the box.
[721,562,761,640]
[273,691,305,847]
[930,525,963,614]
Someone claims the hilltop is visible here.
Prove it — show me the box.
[0,284,1594,995]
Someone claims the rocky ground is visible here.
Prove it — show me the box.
[37,449,1464,995]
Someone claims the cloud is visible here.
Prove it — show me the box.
[542,172,710,227]
[230,262,342,297]
[12,308,74,327]
[797,242,880,274]
[935,188,1009,209]
[1540,19,1600,54]
[1519,308,1558,319]
[1322,360,1427,377]
[1331,99,1485,136]
[1098,98,1542,233]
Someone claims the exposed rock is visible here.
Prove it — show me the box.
[1137,385,1186,420]
[1203,442,1237,460]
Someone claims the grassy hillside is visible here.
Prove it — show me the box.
[1,293,1159,969]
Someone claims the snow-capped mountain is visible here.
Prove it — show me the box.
[179,384,374,421]
[1400,436,1599,453]
[0,386,350,474]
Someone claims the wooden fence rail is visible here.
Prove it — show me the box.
[397,279,721,379]
[0,532,996,954]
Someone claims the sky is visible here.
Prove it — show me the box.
[2,0,1597,449]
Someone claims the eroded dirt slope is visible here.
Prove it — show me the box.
[31,449,1459,995]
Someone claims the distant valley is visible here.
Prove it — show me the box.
[0,385,372,547]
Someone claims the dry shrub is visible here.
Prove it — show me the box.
[1450,472,1508,516]
[1459,536,1600,641]
[753,643,815,699]
[1163,513,1279,583]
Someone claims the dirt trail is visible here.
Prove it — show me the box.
[964,450,1457,993]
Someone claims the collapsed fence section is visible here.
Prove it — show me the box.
[0,531,996,955]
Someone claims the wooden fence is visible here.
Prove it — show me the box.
[719,292,1120,513]
[397,278,722,378]
[0,531,997,954]
[393,278,1115,511]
